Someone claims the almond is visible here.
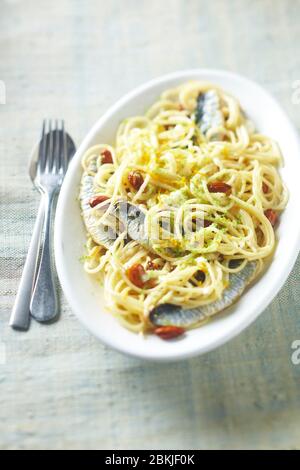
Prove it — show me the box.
[262,182,269,194]
[154,325,185,340]
[264,209,278,227]
[126,263,147,288]
[89,195,110,208]
[207,181,231,194]
[128,171,144,190]
[101,149,113,164]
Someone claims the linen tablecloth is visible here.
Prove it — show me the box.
[0,0,300,450]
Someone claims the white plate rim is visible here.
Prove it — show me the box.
[54,69,300,361]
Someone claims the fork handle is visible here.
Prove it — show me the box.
[30,191,59,322]
[10,199,45,330]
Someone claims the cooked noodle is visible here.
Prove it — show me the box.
[80,81,288,334]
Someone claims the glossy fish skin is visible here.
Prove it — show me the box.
[114,201,149,246]
[80,176,149,249]
[149,261,258,327]
[115,201,188,257]
[195,90,224,137]
[80,174,94,212]
[80,174,117,248]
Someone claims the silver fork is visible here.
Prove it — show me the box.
[29,120,68,323]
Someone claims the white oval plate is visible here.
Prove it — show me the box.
[54,69,300,361]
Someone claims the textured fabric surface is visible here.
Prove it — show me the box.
[0,0,300,450]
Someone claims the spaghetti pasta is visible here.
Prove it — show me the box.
[79,81,288,336]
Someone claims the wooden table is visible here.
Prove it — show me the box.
[1,0,300,450]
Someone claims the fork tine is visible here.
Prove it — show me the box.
[61,121,68,173]
[58,120,63,169]
[52,119,61,174]
[37,118,72,179]
[47,120,54,172]
[37,119,48,174]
